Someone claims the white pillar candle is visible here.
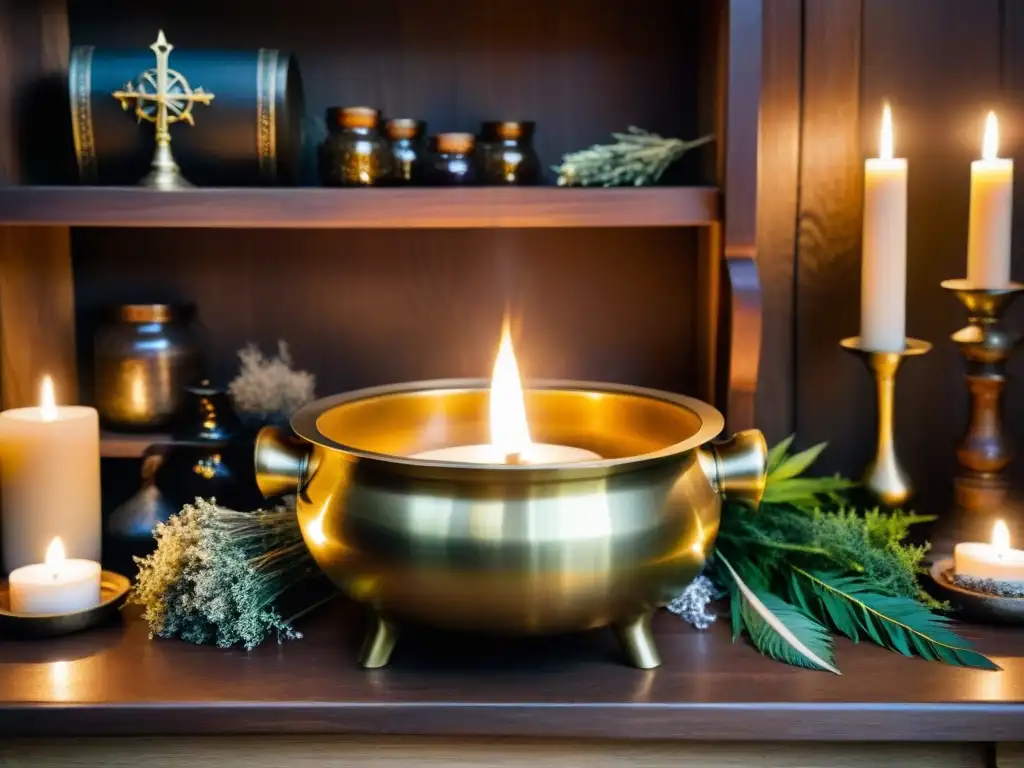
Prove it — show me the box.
[954,520,1024,584]
[0,377,101,573]
[861,104,908,352]
[8,537,101,614]
[967,112,1014,288]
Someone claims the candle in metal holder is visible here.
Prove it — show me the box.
[941,279,1024,522]
[840,336,931,507]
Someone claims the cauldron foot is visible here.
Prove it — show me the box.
[359,612,398,669]
[613,610,661,669]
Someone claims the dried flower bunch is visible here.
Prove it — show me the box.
[554,127,714,187]
[130,498,331,650]
[228,341,316,426]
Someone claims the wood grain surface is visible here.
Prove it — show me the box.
[72,228,702,411]
[709,0,763,432]
[0,606,1021,741]
[0,187,721,229]
[0,737,989,768]
[754,0,801,444]
[793,0,865,468]
[65,0,707,188]
[0,227,77,408]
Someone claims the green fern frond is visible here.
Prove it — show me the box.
[719,553,840,674]
[790,567,1000,671]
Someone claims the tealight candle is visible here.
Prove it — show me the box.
[8,537,101,615]
[0,376,101,573]
[954,520,1024,585]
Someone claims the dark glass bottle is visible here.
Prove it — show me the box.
[320,106,391,186]
[385,118,427,184]
[478,121,541,185]
[427,132,478,185]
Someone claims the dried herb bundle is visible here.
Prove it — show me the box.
[554,127,714,187]
[130,498,331,650]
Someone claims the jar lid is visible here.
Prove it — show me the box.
[116,304,177,323]
[329,106,381,130]
[386,118,426,140]
[434,132,475,153]
[481,121,535,141]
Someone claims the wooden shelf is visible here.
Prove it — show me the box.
[0,186,720,229]
[1,606,1022,741]
[100,431,173,458]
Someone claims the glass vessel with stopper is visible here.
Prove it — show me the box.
[385,118,427,184]
[478,121,540,185]
[93,303,203,430]
[320,106,391,186]
[428,132,478,185]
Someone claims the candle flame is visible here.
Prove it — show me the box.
[45,537,66,570]
[39,376,58,422]
[879,103,894,160]
[489,321,532,458]
[983,111,1000,161]
[993,519,1011,553]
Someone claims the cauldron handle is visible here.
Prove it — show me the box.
[697,429,768,509]
[254,426,312,499]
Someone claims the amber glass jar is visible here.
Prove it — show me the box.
[385,118,427,184]
[427,132,478,185]
[320,106,391,186]
[478,121,541,185]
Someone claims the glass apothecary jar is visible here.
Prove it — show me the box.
[428,132,478,185]
[93,304,204,430]
[320,106,391,186]
[478,121,541,185]
[386,118,427,184]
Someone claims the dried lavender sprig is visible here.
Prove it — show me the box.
[554,127,714,187]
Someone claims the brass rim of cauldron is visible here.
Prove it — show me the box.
[290,378,724,477]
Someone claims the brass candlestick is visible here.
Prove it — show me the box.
[841,337,932,506]
[112,31,215,190]
[941,279,1024,522]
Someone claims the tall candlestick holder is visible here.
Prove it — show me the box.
[840,337,932,506]
[941,279,1024,527]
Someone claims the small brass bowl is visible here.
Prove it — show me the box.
[255,379,767,669]
[0,570,130,638]
[929,559,1024,625]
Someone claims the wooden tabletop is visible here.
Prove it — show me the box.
[0,605,1022,741]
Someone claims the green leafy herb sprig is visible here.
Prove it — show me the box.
[710,437,999,673]
[130,498,332,650]
[554,127,714,187]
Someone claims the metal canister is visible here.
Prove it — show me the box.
[93,304,203,430]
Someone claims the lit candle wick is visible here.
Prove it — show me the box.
[982,111,999,161]
[40,375,59,422]
[879,102,894,160]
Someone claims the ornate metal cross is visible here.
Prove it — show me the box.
[112,31,215,189]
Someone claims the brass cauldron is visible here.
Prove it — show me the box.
[254,379,766,669]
